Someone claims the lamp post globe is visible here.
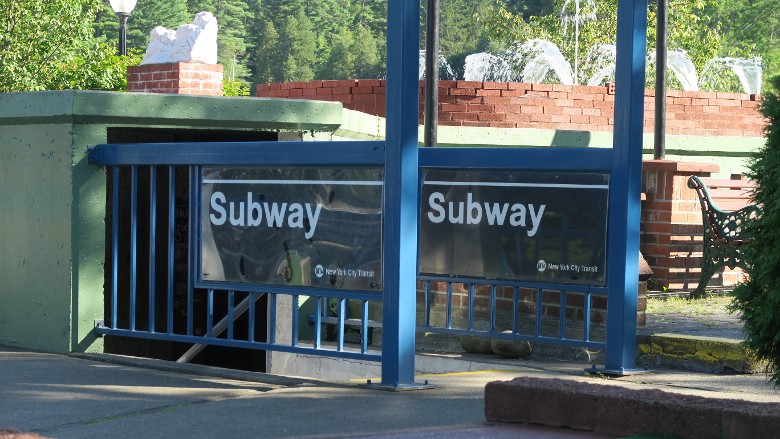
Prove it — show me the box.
[110,0,138,56]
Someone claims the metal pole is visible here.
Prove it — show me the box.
[601,0,647,375]
[379,0,422,389]
[117,13,129,56]
[423,0,440,147]
[654,0,668,159]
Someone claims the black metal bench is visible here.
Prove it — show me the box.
[687,175,760,298]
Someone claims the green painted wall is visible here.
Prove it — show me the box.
[0,91,342,354]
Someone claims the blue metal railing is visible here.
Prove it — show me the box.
[416,276,608,350]
[91,144,384,363]
[91,147,611,369]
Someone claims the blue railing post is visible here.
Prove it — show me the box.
[380,0,422,388]
[602,0,648,374]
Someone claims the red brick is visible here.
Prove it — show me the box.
[531,83,554,91]
[520,105,544,114]
[478,112,507,122]
[450,88,478,96]
[507,82,533,91]
[451,112,478,121]
[483,81,508,90]
[476,89,501,97]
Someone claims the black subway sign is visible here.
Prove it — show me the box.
[200,167,383,291]
[418,169,609,286]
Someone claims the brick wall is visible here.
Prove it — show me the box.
[256,80,764,137]
[127,63,224,96]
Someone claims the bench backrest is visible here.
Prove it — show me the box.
[695,177,756,212]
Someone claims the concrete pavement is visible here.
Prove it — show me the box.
[2,344,780,439]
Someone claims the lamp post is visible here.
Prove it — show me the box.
[110,0,138,56]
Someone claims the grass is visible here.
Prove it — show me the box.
[646,293,733,316]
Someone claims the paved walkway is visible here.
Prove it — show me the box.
[2,294,776,439]
[2,343,779,439]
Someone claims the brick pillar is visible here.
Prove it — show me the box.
[127,62,223,96]
[641,160,719,291]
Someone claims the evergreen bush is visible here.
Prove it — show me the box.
[731,75,780,383]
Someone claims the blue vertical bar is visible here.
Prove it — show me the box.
[248,291,256,342]
[337,298,346,352]
[467,284,475,331]
[445,283,452,329]
[187,166,197,336]
[604,0,647,373]
[490,286,497,332]
[149,167,157,333]
[512,287,519,334]
[268,294,276,345]
[361,300,369,353]
[314,297,322,349]
[227,291,235,340]
[111,167,119,330]
[292,294,299,347]
[167,166,175,335]
[130,166,138,331]
[535,288,543,336]
[559,291,567,339]
[381,0,420,387]
[424,281,431,326]
[584,291,592,342]
[207,289,214,337]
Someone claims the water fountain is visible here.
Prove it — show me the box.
[582,43,616,86]
[418,49,457,80]
[646,49,699,91]
[463,39,608,86]
[463,52,514,82]
[517,40,575,85]
[457,0,763,93]
[560,0,597,84]
[462,42,762,94]
[700,57,763,95]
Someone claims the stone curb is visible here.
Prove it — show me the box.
[637,333,766,373]
[485,377,780,439]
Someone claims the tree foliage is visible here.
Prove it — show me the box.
[94,0,191,53]
[5,0,775,92]
[479,0,776,89]
[730,75,780,384]
[191,0,251,82]
[0,0,136,92]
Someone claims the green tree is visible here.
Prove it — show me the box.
[319,23,382,80]
[350,23,383,78]
[710,0,779,91]
[245,0,389,83]
[95,0,191,52]
[434,0,494,76]
[246,5,279,83]
[501,0,555,20]
[730,75,780,384]
[190,0,251,82]
[1,0,135,92]
[277,8,317,82]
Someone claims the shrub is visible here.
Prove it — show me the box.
[731,75,780,383]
